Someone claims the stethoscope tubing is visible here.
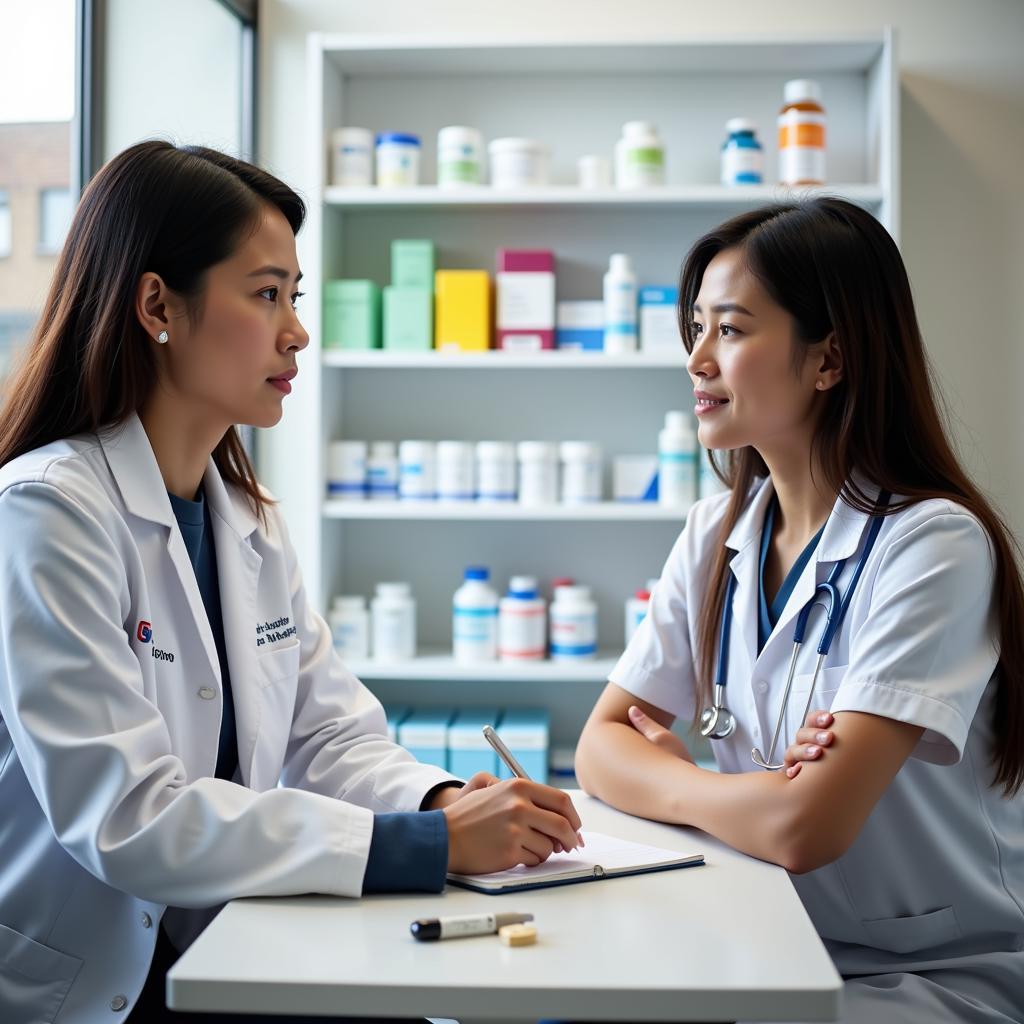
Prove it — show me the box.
[704,494,890,767]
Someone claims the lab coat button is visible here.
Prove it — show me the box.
[198,687,216,700]
[141,912,152,928]
[110,995,128,1012]
[757,680,769,693]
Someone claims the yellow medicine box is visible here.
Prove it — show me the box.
[434,270,491,352]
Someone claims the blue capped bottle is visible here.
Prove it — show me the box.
[720,118,764,186]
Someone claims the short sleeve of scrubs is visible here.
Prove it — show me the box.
[607,514,706,722]
[830,510,999,765]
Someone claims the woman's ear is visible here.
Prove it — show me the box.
[813,331,843,392]
[135,272,172,344]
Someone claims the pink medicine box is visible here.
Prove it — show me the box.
[495,249,556,351]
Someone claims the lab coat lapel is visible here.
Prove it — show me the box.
[99,415,222,687]
[203,459,263,788]
[725,477,775,689]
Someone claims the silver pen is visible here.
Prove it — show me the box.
[482,724,531,779]
[483,725,585,848]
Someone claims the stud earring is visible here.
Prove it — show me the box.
[816,380,825,390]
[156,330,169,344]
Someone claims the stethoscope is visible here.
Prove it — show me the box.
[700,494,889,770]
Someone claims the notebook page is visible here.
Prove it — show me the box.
[448,830,699,886]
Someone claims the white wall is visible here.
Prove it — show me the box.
[257,0,1024,537]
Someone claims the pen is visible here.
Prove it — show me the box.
[482,724,585,849]
[482,724,530,779]
[410,911,534,942]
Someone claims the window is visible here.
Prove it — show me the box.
[0,191,10,257]
[38,187,73,254]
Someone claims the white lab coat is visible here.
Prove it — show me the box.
[611,476,1024,1023]
[0,414,456,1024]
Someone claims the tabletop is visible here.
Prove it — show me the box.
[167,791,842,1022]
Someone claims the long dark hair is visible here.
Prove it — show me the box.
[679,198,1024,796]
[0,140,306,522]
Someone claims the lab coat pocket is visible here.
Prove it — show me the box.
[257,638,301,685]
[787,664,847,736]
[251,640,301,790]
[861,905,962,954]
[0,923,82,1024]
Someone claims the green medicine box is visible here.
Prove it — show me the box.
[323,280,381,349]
[391,240,435,290]
[383,286,433,350]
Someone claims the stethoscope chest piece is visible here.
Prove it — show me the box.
[699,683,736,739]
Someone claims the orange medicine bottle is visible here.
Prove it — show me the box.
[778,79,826,185]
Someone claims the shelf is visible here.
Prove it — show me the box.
[346,650,620,683]
[323,500,689,522]
[321,350,687,369]
[323,183,885,211]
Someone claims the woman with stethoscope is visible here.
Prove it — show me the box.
[575,198,1024,1023]
[0,142,582,1024]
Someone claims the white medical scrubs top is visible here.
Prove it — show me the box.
[610,476,1024,981]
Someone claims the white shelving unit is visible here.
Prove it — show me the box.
[346,652,620,684]
[323,500,687,522]
[280,31,899,749]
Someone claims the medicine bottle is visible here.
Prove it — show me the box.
[436,441,475,501]
[366,441,398,500]
[329,596,369,661]
[327,440,367,499]
[453,567,499,663]
[517,441,559,506]
[658,411,697,509]
[499,575,547,661]
[560,442,603,503]
[720,118,763,186]
[398,440,436,500]
[615,121,665,189]
[329,127,373,187]
[550,585,598,661]
[371,583,416,661]
[375,132,421,188]
[476,442,517,502]
[778,80,826,186]
[603,253,638,354]
[437,126,484,187]
[624,588,651,648]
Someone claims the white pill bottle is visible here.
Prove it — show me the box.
[453,566,499,662]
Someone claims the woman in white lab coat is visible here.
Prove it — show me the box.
[576,199,1024,1023]
[0,141,582,1024]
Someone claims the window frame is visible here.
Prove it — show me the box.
[75,0,258,187]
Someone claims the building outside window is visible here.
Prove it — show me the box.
[38,186,73,255]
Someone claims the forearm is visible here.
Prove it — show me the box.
[576,720,696,824]
[578,723,809,871]
[669,761,815,870]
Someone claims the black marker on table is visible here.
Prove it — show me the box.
[410,911,534,942]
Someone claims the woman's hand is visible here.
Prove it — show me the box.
[444,778,584,874]
[627,705,695,762]
[783,710,835,778]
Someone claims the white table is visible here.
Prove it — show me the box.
[167,792,842,1022]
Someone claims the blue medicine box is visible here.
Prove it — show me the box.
[447,707,501,779]
[383,705,411,744]
[494,708,549,783]
[398,708,453,771]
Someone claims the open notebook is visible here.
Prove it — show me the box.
[447,830,704,894]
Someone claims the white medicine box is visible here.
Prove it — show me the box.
[640,287,681,353]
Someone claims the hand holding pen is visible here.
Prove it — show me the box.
[438,725,583,875]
